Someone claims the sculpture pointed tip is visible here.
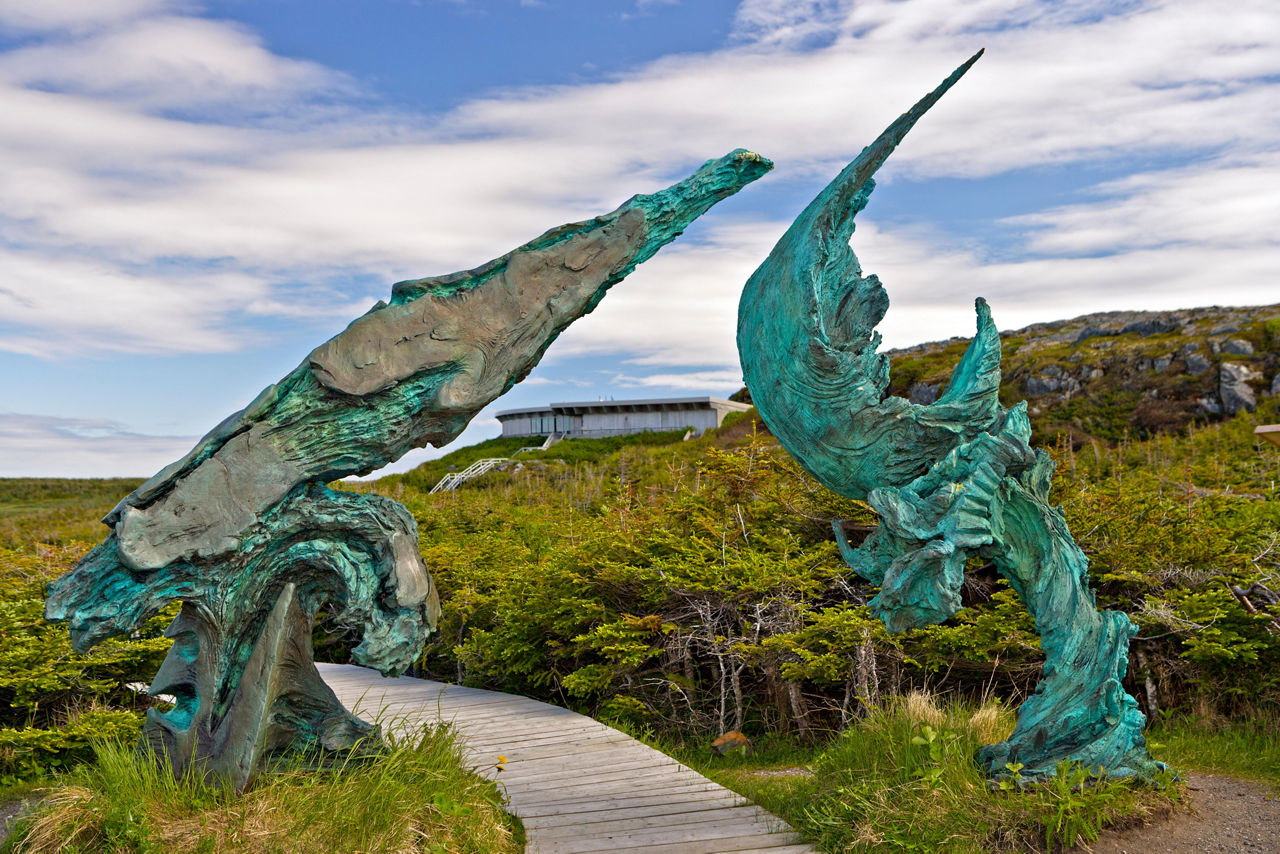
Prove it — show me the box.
[831,50,985,198]
[973,297,997,339]
[893,47,984,136]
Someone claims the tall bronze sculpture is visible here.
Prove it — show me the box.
[737,52,1161,780]
[46,149,772,788]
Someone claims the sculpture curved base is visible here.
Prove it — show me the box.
[142,586,375,790]
[976,468,1161,781]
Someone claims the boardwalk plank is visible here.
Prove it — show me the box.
[486,777,726,806]
[515,790,746,818]
[499,757,676,785]
[501,765,702,792]
[522,799,759,830]
[530,805,774,838]
[464,745,657,770]
[545,835,806,854]
[533,823,803,854]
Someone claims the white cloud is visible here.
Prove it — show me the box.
[821,214,1280,349]
[0,413,197,477]
[447,0,1279,180]
[611,369,744,392]
[730,0,852,47]
[1008,152,1280,256]
[2,0,1277,362]
[0,0,180,33]
[2,0,1279,476]
[0,248,269,356]
[0,16,347,109]
[554,180,1280,366]
[548,220,779,367]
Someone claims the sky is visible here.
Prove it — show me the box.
[0,0,1277,478]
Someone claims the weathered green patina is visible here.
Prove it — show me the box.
[737,53,1161,781]
[46,149,772,789]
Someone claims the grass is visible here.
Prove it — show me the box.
[660,692,1185,854]
[660,701,1280,853]
[663,733,821,834]
[0,478,140,549]
[2,724,521,854]
[1151,713,1280,791]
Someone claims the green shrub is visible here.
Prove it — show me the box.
[0,543,172,780]
[3,399,1278,785]
[0,709,142,785]
[341,402,1280,738]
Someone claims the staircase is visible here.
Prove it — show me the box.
[514,432,564,456]
[429,457,511,494]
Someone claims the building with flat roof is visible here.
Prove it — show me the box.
[495,396,751,440]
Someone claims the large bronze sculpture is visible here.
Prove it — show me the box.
[737,52,1161,780]
[45,149,772,788]
[45,48,1164,791]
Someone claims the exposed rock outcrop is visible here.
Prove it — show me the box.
[885,303,1279,442]
[1223,339,1255,356]
[1220,363,1260,415]
[1186,352,1211,375]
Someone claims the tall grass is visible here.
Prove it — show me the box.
[1152,713,1280,791]
[682,692,1182,854]
[3,724,520,854]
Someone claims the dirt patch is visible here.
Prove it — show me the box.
[1,797,36,846]
[1080,774,1280,854]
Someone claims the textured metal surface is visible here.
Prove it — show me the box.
[737,52,1161,781]
[45,149,772,789]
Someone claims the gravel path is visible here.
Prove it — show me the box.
[1082,774,1280,854]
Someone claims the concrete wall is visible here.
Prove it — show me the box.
[498,398,749,440]
[577,408,718,437]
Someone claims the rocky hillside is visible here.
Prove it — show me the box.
[884,303,1280,444]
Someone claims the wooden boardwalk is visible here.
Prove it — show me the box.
[318,663,813,854]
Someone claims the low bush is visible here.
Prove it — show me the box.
[362,405,1280,739]
[0,709,142,784]
[0,543,172,782]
